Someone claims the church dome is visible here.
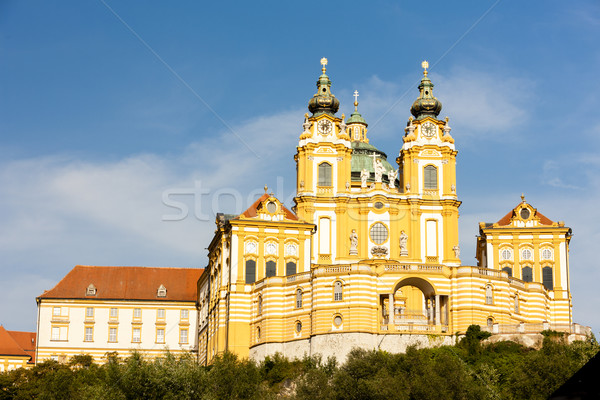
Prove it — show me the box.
[308,58,340,116]
[346,109,367,125]
[350,141,396,184]
[410,61,442,120]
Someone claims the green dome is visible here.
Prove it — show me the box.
[308,69,340,116]
[346,110,367,125]
[350,141,396,184]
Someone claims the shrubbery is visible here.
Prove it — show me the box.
[1,329,597,399]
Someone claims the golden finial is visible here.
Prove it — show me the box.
[521,193,525,202]
[353,90,359,111]
[320,57,328,73]
[264,185,268,193]
[421,60,429,77]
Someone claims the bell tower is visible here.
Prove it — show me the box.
[398,61,461,264]
[294,59,352,264]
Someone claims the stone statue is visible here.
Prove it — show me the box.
[399,230,408,257]
[405,182,411,193]
[451,184,456,193]
[302,113,311,132]
[388,169,397,189]
[340,117,347,136]
[360,169,369,188]
[453,245,460,258]
[374,159,385,182]
[349,229,358,255]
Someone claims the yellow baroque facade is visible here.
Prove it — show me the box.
[197,60,589,364]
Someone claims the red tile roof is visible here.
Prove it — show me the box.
[496,203,555,226]
[38,266,203,302]
[239,193,298,220]
[0,326,34,362]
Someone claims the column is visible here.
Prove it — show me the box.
[435,295,441,328]
[389,293,395,323]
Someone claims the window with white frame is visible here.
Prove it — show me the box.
[485,285,493,305]
[156,328,165,344]
[424,165,438,189]
[133,308,141,319]
[501,248,512,261]
[51,327,60,341]
[157,284,167,297]
[318,162,332,186]
[180,329,188,344]
[181,309,189,320]
[157,309,165,320]
[541,248,553,260]
[521,248,532,260]
[53,307,61,316]
[84,327,93,342]
[110,308,118,319]
[296,289,302,308]
[109,327,117,342]
[132,328,141,343]
[86,307,94,318]
[334,281,343,301]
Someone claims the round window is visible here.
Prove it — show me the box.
[542,249,552,260]
[501,249,512,261]
[369,222,389,244]
[295,321,302,333]
[266,201,277,213]
[520,208,530,219]
[333,315,343,326]
[374,202,384,209]
[521,249,532,260]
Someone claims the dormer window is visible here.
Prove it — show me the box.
[86,284,97,296]
[157,284,167,297]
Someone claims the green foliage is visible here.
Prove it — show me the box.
[0,338,597,399]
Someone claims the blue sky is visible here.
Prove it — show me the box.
[1,1,599,335]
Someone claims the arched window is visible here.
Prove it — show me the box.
[286,261,296,276]
[266,261,276,278]
[296,289,302,308]
[318,162,332,186]
[514,295,519,314]
[502,266,512,277]
[424,165,438,189]
[485,285,493,305]
[256,327,261,342]
[334,281,343,301]
[487,318,493,330]
[522,266,533,282]
[354,127,359,140]
[258,295,262,315]
[245,260,256,284]
[542,266,553,290]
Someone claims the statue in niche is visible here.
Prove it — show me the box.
[405,182,411,193]
[388,169,397,189]
[453,245,460,258]
[399,230,408,257]
[374,159,385,182]
[349,229,358,255]
[360,169,369,188]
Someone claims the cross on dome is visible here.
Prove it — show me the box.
[421,60,429,77]
[353,90,359,111]
[320,57,328,73]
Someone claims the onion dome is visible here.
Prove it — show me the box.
[308,58,340,116]
[410,61,442,120]
[346,90,367,125]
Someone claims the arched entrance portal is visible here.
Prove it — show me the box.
[381,277,449,332]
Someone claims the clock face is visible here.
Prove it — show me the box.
[318,120,333,135]
[421,122,436,138]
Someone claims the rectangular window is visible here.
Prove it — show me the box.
[109,327,117,342]
[51,327,60,341]
[132,328,141,343]
[286,261,296,276]
[181,309,189,320]
[157,309,165,320]
[86,307,94,318]
[110,308,118,318]
[318,163,332,186]
[542,267,553,290]
[179,329,188,344]
[245,260,256,284]
[84,327,93,342]
[426,220,438,257]
[424,165,438,189]
[319,218,331,255]
[133,308,141,319]
[53,307,61,316]
[265,261,277,277]
[156,328,165,344]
